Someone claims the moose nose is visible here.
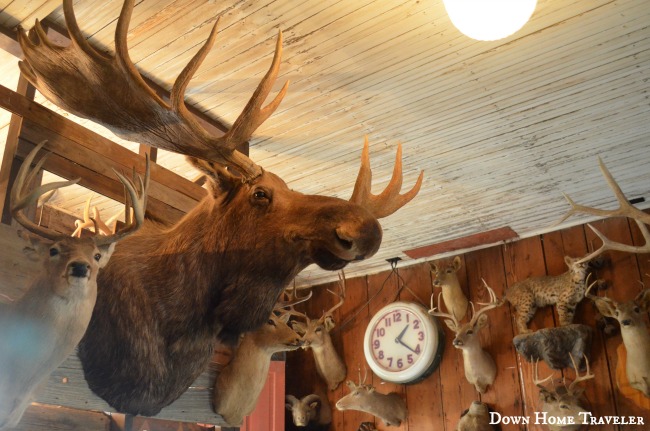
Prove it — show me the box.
[69,262,90,278]
[335,220,382,260]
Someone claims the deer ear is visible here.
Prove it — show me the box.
[592,298,616,318]
[18,230,47,262]
[323,315,336,332]
[96,243,117,268]
[476,313,489,328]
[444,319,458,332]
[538,388,554,403]
[453,256,462,270]
[564,255,573,266]
[291,321,307,335]
[346,380,355,389]
[635,289,650,311]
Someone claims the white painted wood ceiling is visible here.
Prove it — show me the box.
[0,0,649,287]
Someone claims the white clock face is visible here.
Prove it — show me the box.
[364,302,443,384]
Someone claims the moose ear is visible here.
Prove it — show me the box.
[186,156,242,197]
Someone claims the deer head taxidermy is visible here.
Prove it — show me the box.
[16,0,423,416]
[291,274,347,391]
[532,354,595,431]
[429,280,502,393]
[430,256,469,321]
[585,283,650,397]
[0,141,148,429]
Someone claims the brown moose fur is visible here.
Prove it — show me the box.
[78,167,383,415]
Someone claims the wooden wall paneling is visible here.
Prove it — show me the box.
[337,275,375,430]
[464,246,524,430]
[584,217,646,430]
[367,269,407,431]
[502,236,557,431]
[398,264,444,431]
[13,404,111,431]
[433,254,477,431]
[552,224,620,431]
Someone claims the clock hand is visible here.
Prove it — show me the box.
[397,338,419,354]
[395,324,409,344]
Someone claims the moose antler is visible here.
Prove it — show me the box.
[558,157,650,264]
[17,0,287,180]
[350,136,424,218]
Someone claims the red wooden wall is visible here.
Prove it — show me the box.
[286,216,650,431]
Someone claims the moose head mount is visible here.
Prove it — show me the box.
[16,0,423,416]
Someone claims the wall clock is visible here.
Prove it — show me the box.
[363,301,444,384]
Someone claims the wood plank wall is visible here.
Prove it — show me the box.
[285,217,650,431]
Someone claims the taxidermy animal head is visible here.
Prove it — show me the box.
[17,0,422,416]
[533,355,594,431]
[430,255,469,321]
[429,280,501,393]
[335,369,407,427]
[456,401,496,431]
[585,283,650,397]
[0,141,147,429]
[291,275,347,390]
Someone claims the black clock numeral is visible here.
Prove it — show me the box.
[397,358,403,369]
[393,312,402,322]
[373,340,380,349]
[413,319,420,329]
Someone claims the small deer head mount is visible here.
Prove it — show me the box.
[430,256,469,321]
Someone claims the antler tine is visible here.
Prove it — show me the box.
[568,354,594,394]
[62,0,110,62]
[558,157,650,264]
[95,155,150,246]
[428,291,460,329]
[349,136,424,219]
[532,359,555,389]
[11,141,80,241]
[469,279,502,325]
[584,279,617,317]
[321,272,346,320]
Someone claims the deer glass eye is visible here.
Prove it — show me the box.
[315,327,323,333]
[267,319,276,326]
[634,306,640,313]
[560,404,569,410]
[49,247,59,257]
[466,329,473,335]
[94,253,102,262]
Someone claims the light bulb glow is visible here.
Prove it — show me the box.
[443,0,537,41]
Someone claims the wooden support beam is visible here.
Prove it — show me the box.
[0,75,35,224]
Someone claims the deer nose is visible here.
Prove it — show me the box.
[69,261,90,278]
[453,339,463,347]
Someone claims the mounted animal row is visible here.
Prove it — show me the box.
[17,0,423,415]
[0,142,148,430]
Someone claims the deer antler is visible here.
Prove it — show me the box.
[71,195,123,238]
[558,157,650,264]
[17,0,288,181]
[468,280,502,326]
[567,353,594,394]
[350,136,424,218]
[11,141,80,241]
[532,359,555,389]
[428,291,460,330]
[320,272,346,323]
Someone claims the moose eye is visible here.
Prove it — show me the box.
[253,189,269,200]
[94,253,102,262]
[49,247,59,257]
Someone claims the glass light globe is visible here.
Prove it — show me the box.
[443,0,537,41]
